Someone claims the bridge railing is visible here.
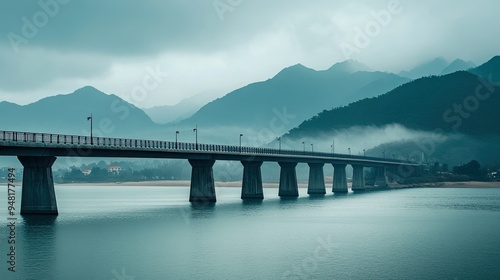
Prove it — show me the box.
[0,130,414,164]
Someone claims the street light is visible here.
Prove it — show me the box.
[175,131,179,149]
[302,141,305,153]
[239,134,243,152]
[311,143,314,152]
[86,114,93,145]
[276,137,281,152]
[193,125,198,150]
[348,147,351,155]
[363,149,366,156]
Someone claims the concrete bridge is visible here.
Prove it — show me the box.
[0,131,420,215]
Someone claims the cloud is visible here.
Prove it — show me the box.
[0,46,112,92]
[1,0,500,106]
[285,124,449,156]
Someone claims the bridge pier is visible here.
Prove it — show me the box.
[188,159,216,203]
[278,162,298,197]
[307,163,325,195]
[18,156,58,215]
[332,164,348,193]
[352,165,365,191]
[241,161,264,199]
[374,167,389,187]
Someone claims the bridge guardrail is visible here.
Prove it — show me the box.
[0,130,416,165]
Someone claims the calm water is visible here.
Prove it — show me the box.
[1,186,500,280]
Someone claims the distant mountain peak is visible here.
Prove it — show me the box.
[440,59,476,75]
[73,86,108,96]
[399,57,449,79]
[273,63,316,79]
[327,59,371,73]
[0,101,20,106]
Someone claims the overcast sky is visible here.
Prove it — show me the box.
[1,0,499,108]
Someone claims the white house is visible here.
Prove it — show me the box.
[108,164,121,174]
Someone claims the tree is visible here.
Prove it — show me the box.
[453,160,486,180]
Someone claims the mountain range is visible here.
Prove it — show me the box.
[143,93,217,124]
[0,56,498,167]
[170,60,410,143]
[284,56,500,166]
[0,86,161,138]
[399,58,476,79]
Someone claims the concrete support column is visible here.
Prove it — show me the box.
[352,165,365,191]
[18,156,58,215]
[241,161,264,200]
[374,167,389,187]
[278,162,298,197]
[188,159,216,203]
[307,163,325,195]
[332,164,348,193]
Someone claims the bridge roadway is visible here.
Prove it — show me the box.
[0,130,419,215]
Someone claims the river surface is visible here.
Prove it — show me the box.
[1,186,500,280]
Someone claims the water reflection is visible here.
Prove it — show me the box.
[20,215,58,279]
[189,202,216,219]
[241,199,263,206]
[308,194,326,200]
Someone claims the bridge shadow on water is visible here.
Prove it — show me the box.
[181,189,377,220]
[17,215,58,279]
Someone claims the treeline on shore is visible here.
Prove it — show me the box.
[54,158,498,185]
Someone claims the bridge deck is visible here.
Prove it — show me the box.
[0,130,418,167]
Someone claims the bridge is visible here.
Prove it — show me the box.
[0,130,420,215]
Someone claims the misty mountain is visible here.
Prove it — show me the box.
[367,134,500,168]
[144,93,216,124]
[283,56,500,166]
[399,57,449,79]
[326,59,372,73]
[469,55,500,83]
[440,59,476,75]
[173,60,409,143]
[0,86,161,138]
[286,70,500,138]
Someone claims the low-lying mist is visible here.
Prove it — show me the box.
[283,124,449,156]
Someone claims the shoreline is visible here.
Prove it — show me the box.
[52,180,500,189]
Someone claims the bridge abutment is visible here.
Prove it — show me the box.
[307,163,326,195]
[332,164,348,193]
[18,156,58,215]
[352,165,365,191]
[374,167,389,187]
[278,162,298,197]
[188,159,216,203]
[241,161,264,199]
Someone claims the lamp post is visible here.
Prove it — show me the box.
[276,137,281,152]
[175,131,179,149]
[348,147,351,155]
[311,143,314,152]
[193,125,198,150]
[87,114,93,145]
[363,149,366,156]
[302,141,305,153]
[239,134,243,152]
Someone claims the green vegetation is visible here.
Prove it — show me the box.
[287,71,500,138]
[57,161,189,183]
